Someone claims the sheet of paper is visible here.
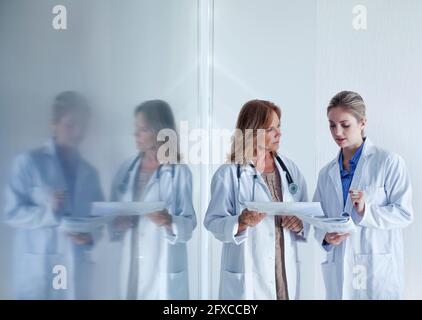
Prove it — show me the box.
[90,201,166,217]
[245,201,356,233]
[301,214,356,233]
[60,216,112,234]
[245,201,325,218]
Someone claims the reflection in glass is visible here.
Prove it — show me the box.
[3,92,104,299]
[109,100,197,299]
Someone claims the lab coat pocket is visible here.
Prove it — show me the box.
[353,253,400,299]
[321,261,340,300]
[220,270,249,300]
[166,270,189,300]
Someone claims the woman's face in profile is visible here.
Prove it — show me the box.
[261,110,281,152]
[134,112,157,151]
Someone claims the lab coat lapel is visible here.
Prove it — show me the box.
[344,138,376,214]
[247,161,272,200]
[274,156,294,202]
[44,139,74,215]
[248,157,293,201]
[255,174,272,200]
[44,139,67,191]
[140,165,168,202]
[138,169,155,202]
[134,160,172,203]
[344,159,365,215]
[236,165,255,214]
[154,165,174,205]
[327,155,344,211]
[123,155,142,202]
[73,160,90,216]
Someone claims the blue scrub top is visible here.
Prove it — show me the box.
[339,139,365,206]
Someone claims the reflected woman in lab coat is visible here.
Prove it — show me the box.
[110,100,196,300]
[313,91,414,299]
[204,100,309,300]
[3,91,104,299]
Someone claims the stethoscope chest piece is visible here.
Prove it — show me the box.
[288,183,298,195]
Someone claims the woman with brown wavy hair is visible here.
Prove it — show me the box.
[204,99,309,300]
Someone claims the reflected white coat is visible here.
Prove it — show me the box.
[110,155,196,299]
[4,139,104,299]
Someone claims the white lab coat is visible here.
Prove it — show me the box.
[110,155,196,300]
[204,155,309,300]
[313,138,414,300]
[3,139,104,299]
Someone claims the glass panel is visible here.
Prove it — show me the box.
[0,0,200,299]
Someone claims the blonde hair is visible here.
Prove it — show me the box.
[228,99,281,164]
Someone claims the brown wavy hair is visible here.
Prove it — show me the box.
[228,99,281,164]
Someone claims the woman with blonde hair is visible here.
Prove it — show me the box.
[313,91,414,299]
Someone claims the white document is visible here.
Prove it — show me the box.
[302,214,356,234]
[245,201,355,233]
[245,201,325,218]
[60,216,112,234]
[90,201,166,217]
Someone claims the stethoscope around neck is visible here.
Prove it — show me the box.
[118,154,175,196]
[236,155,298,206]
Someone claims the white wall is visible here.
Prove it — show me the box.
[209,0,422,299]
